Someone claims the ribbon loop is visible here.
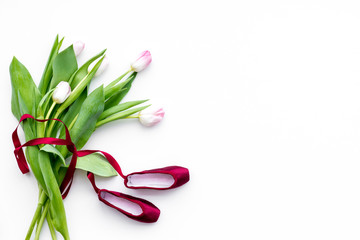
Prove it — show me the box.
[12,114,77,198]
[12,114,126,199]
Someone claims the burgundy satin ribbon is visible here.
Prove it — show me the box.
[85,150,125,194]
[12,114,126,199]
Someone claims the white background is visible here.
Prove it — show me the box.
[1,0,360,239]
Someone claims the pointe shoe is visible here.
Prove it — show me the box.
[124,166,189,190]
[98,189,160,223]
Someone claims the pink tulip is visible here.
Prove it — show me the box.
[130,51,152,72]
[139,108,165,127]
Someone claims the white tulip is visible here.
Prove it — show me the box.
[73,41,85,56]
[52,81,71,104]
[88,56,109,77]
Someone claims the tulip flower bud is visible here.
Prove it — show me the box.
[139,107,165,127]
[73,41,85,56]
[130,51,152,72]
[88,56,109,77]
[52,81,71,104]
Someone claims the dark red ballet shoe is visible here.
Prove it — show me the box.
[124,166,189,190]
[98,189,160,223]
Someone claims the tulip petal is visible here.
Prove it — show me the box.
[73,41,85,56]
[130,50,152,72]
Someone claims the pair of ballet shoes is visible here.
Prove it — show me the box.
[92,166,189,223]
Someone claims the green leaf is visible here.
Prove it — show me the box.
[103,71,130,97]
[38,150,69,240]
[39,35,64,95]
[46,54,105,143]
[104,72,137,110]
[37,89,55,118]
[10,57,42,119]
[57,89,88,157]
[41,144,66,166]
[11,85,21,121]
[58,53,106,114]
[69,49,106,89]
[17,93,35,140]
[76,153,117,177]
[26,146,46,191]
[70,85,105,149]
[96,104,150,128]
[99,99,149,121]
[36,89,55,138]
[49,45,78,89]
[61,88,87,127]
[104,74,135,100]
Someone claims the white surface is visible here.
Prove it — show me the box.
[1,0,360,239]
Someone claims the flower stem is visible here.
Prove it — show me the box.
[124,115,139,119]
[46,111,60,137]
[47,212,57,240]
[45,102,56,120]
[34,199,50,240]
[68,113,79,130]
[44,101,57,137]
[25,191,47,240]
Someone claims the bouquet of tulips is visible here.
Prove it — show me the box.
[10,36,189,240]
